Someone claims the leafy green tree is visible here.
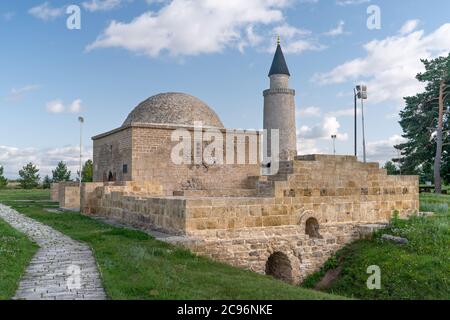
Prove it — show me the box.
[42,175,52,189]
[81,159,93,183]
[52,161,72,182]
[383,161,399,175]
[0,165,8,189]
[396,54,450,191]
[18,163,40,189]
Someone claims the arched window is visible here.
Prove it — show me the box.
[305,217,321,238]
[265,252,293,283]
[108,171,114,182]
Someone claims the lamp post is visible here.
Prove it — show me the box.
[356,85,368,163]
[331,135,337,155]
[353,88,357,157]
[78,116,84,188]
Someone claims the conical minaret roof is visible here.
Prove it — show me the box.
[268,39,290,77]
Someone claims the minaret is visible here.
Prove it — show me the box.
[263,37,297,161]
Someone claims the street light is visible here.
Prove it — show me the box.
[78,116,84,188]
[356,85,368,163]
[331,135,337,155]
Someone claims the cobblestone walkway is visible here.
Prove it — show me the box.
[0,204,106,300]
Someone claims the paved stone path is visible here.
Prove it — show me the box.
[0,204,106,300]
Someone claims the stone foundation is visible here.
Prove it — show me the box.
[78,155,419,283]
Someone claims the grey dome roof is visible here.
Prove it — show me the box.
[123,92,224,128]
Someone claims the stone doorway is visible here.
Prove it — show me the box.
[265,252,293,283]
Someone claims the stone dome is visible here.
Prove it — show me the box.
[123,92,224,128]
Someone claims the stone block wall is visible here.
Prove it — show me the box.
[81,181,185,234]
[51,183,59,202]
[58,182,80,210]
[92,123,262,195]
[178,223,360,284]
[81,154,419,283]
[92,126,133,182]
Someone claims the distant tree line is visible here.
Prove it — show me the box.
[0,160,93,189]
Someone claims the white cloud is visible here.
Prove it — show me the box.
[87,0,320,57]
[326,107,361,117]
[296,116,348,155]
[4,84,40,102]
[46,99,83,114]
[298,116,348,141]
[46,100,65,113]
[0,145,92,179]
[324,20,346,36]
[82,0,131,12]
[336,0,370,6]
[271,23,325,54]
[399,19,420,35]
[297,106,321,117]
[69,99,83,113]
[366,134,406,163]
[297,139,323,155]
[29,2,64,21]
[313,22,450,104]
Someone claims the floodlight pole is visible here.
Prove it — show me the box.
[361,98,367,163]
[354,88,357,157]
[78,117,84,188]
[331,135,337,155]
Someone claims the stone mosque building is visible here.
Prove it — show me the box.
[56,42,419,284]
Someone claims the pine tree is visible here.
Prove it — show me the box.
[396,54,450,191]
[42,175,52,189]
[18,163,40,189]
[383,161,399,175]
[52,161,72,182]
[81,160,93,183]
[0,165,8,189]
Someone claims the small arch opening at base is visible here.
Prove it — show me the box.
[265,252,293,283]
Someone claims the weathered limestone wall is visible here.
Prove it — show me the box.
[81,155,419,283]
[93,126,133,182]
[93,123,262,194]
[50,183,59,202]
[58,182,80,210]
[81,181,185,234]
[179,224,360,284]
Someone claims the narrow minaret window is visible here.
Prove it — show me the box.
[263,38,298,162]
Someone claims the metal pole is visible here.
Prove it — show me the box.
[79,120,82,188]
[361,98,367,163]
[354,89,357,157]
[333,138,336,155]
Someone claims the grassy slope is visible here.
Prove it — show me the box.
[303,193,450,300]
[0,189,341,300]
[0,218,38,300]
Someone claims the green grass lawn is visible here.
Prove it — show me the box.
[0,217,38,300]
[303,193,450,300]
[0,189,341,300]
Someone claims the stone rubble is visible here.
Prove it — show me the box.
[381,234,409,245]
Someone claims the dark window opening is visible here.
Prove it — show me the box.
[305,217,322,238]
[123,164,128,174]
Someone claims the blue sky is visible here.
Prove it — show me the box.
[1,0,450,178]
